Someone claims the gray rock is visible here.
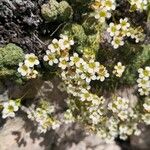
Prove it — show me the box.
[0,115,121,150]
[131,126,150,150]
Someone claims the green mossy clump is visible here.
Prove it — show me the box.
[61,23,101,57]
[122,44,150,85]
[41,0,73,22]
[0,43,24,79]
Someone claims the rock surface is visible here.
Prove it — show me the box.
[0,116,121,150]
[0,80,150,150]
[131,126,150,150]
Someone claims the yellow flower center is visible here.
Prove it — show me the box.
[8,105,14,112]
[48,55,55,60]
[22,65,28,71]
[143,70,149,77]
[115,38,121,44]
[105,0,112,7]
[28,57,36,63]
[111,26,117,32]
[99,10,106,17]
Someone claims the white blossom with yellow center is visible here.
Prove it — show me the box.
[69,53,84,67]
[27,69,38,79]
[87,60,100,74]
[111,36,124,49]
[80,88,91,101]
[97,65,109,81]
[2,100,20,119]
[113,62,125,77]
[43,50,58,66]
[107,23,121,37]
[95,7,111,22]
[101,0,116,10]
[137,78,150,89]
[138,88,150,96]
[59,35,74,50]
[130,0,148,11]
[119,18,130,30]
[18,62,31,76]
[138,67,150,80]
[58,57,69,70]
[24,53,39,67]
[48,38,61,53]
[143,97,150,112]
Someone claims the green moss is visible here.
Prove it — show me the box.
[122,44,150,85]
[61,23,100,56]
[41,0,59,22]
[62,23,87,43]
[41,0,73,22]
[58,1,73,21]
[0,43,24,79]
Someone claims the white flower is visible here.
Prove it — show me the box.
[138,67,150,80]
[107,23,121,37]
[58,57,69,70]
[83,71,96,83]
[142,113,150,125]
[51,121,61,130]
[89,111,100,124]
[80,89,91,101]
[111,36,124,49]
[24,53,39,67]
[143,98,150,112]
[64,109,75,123]
[95,7,111,22]
[97,65,109,81]
[2,100,20,119]
[138,88,150,96]
[137,78,150,88]
[113,62,125,77]
[87,60,100,74]
[101,0,116,10]
[130,0,148,11]
[76,60,86,74]
[43,50,58,66]
[48,38,61,53]
[108,97,129,113]
[18,62,31,76]
[59,35,74,50]
[119,18,130,30]
[27,69,38,79]
[69,53,83,67]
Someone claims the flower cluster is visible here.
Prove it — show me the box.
[143,97,150,112]
[92,0,116,23]
[96,96,140,141]
[18,53,39,79]
[22,100,60,133]
[108,96,134,121]
[142,97,150,125]
[65,93,141,142]
[129,0,148,11]
[1,99,21,119]
[137,66,150,96]
[107,18,145,49]
[43,35,74,66]
[60,53,109,84]
[113,62,125,77]
[44,35,110,85]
